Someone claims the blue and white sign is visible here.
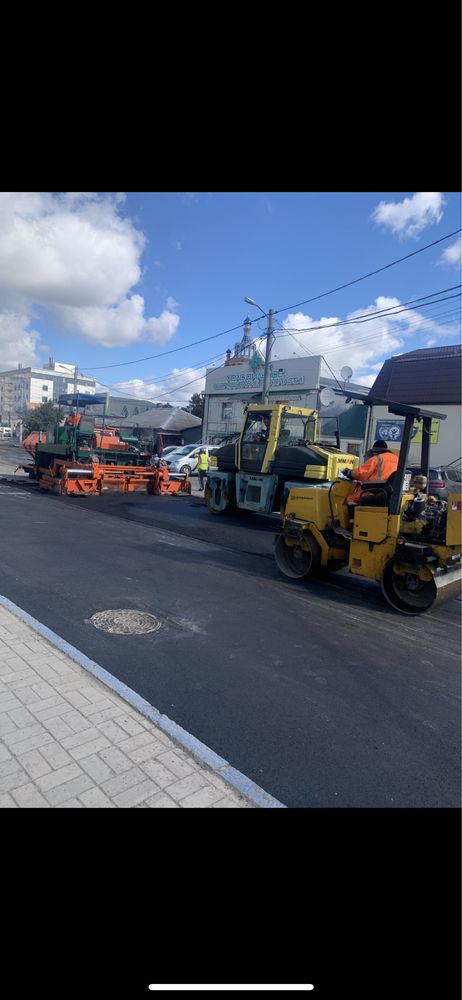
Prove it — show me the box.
[375,419,439,444]
[375,419,415,443]
[206,357,321,396]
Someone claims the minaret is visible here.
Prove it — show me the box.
[240,315,252,357]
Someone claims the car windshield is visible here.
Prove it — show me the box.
[169,446,192,457]
[444,467,462,482]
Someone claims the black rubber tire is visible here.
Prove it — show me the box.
[274,532,321,579]
[381,560,437,615]
[180,465,191,475]
[204,483,228,513]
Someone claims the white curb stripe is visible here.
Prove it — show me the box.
[0,594,286,809]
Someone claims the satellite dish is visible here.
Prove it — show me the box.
[319,386,335,406]
[340,365,353,382]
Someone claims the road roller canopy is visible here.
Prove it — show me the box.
[58,393,108,408]
[332,389,447,423]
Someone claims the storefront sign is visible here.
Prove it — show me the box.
[207,357,321,396]
[375,419,440,444]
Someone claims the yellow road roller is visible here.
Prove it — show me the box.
[274,396,461,615]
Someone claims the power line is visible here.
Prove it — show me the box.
[81,229,461,375]
[94,289,461,405]
[273,290,461,340]
[273,229,462,316]
[101,290,460,395]
[82,320,249,373]
[98,300,461,405]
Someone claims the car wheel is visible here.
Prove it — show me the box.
[180,464,191,475]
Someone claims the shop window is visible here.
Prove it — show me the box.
[221,403,233,421]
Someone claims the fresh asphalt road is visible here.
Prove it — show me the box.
[0,479,460,807]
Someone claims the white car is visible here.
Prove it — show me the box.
[165,445,213,476]
[0,427,12,438]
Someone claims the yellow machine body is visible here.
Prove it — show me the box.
[277,480,462,615]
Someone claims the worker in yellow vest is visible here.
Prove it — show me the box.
[198,449,209,490]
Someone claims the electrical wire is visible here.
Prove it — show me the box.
[98,291,460,396]
[81,229,461,374]
[93,290,461,403]
[272,288,461,337]
[273,230,462,316]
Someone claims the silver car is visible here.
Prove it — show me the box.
[406,464,462,500]
[165,445,212,476]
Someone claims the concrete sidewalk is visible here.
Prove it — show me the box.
[0,601,264,808]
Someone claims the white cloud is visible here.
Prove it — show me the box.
[370,192,445,239]
[178,193,198,205]
[273,294,459,385]
[438,235,462,267]
[0,310,41,370]
[166,295,179,311]
[0,192,181,354]
[112,366,206,405]
[349,373,376,387]
[53,297,180,349]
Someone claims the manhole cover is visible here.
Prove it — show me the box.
[88,609,163,635]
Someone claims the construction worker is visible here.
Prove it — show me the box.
[197,448,209,490]
[343,439,399,504]
[66,409,81,428]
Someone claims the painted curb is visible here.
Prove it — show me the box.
[0,594,286,809]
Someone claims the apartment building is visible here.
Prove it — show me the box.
[0,359,96,427]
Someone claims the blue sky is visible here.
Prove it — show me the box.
[0,191,460,402]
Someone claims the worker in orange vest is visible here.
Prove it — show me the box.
[343,439,399,503]
[66,409,81,428]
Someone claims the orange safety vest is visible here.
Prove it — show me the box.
[349,450,399,503]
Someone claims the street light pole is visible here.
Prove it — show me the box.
[244,297,275,404]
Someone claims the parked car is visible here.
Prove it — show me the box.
[406,464,462,500]
[165,445,213,476]
[0,426,12,438]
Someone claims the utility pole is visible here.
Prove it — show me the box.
[74,365,78,395]
[261,308,275,404]
[244,298,275,405]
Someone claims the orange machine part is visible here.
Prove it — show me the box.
[35,458,191,496]
[22,431,46,458]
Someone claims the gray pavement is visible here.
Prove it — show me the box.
[0,600,277,807]
[0,478,460,807]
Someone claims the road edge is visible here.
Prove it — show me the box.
[0,593,286,809]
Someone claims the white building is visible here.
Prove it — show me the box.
[203,354,322,441]
[202,321,369,451]
[0,358,96,427]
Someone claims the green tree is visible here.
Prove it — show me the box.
[184,393,204,419]
[19,402,64,437]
